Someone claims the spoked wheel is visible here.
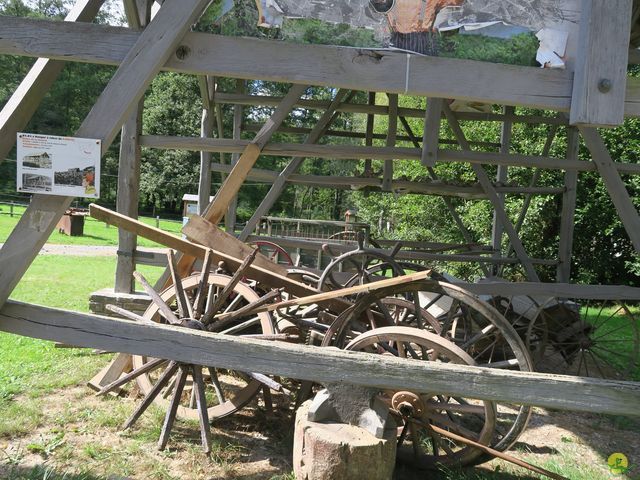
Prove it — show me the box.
[250,240,294,266]
[322,279,533,456]
[133,272,276,421]
[345,326,496,468]
[317,248,405,292]
[538,299,640,380]
[487,295,549,367]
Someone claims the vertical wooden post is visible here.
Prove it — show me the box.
[557,128,579,283]
[0,0,214,309]
[0,0,105,164]
[421,97,443,167]
[197,76,214,215]
[491,106,514,275]
[382,94,397,192]
[363,92,375,177]
[226,80,244,232]
[114,2,149,294]
[570,0,632,127]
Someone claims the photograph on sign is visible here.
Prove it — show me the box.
[16,133,101,198]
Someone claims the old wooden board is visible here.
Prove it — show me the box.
[456,281,640,300]
[1,300,639,417]
[2,17,639,116]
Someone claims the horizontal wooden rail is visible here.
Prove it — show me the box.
[208,162,565,198]
[143,136,640,174]
[1,300,639,416]
[0,16,638,116]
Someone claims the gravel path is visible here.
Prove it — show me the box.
[0,243,165,257]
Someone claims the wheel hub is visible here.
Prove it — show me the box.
[391,391,425,417]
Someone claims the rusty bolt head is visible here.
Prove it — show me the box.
[175,45,191,60]
[598,78,612,93]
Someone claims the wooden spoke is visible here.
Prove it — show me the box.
[133,271,181,325]
[97,357,167,396]
[193,249,214,318]
[168,249,193,318]
[192,366,212,453]
[158,364,189,450]
[207,367,226,404]
[123,361,178,430]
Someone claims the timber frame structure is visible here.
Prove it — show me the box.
[1,0,640,428]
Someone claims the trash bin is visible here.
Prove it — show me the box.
[57,208,87,236]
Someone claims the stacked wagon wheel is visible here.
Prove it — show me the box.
[100,249,285,452]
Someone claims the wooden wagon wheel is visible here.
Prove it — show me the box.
[534,299,640,380]
[250,240,294,266]
[321,279,534,457]
[345,326,497,468]
[132,272,276,422]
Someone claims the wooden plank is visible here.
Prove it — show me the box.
[443,104,540,282]
[115,103,143,293]
[187,216,289,276]
[491,106,514,274]
[0,0,212,309]
[579,127,640,253]
[5,19,640,117]
[421,98,443,167]
[2,300,640,416]
[0,0,104,164]
[226,79,244,231]
[139,135,640,174]
[238,89,351,241]
[217,270,433,318]
[89,204,338,306]
[570,0,632,126]
[557,128,580,282]
[168,84,306,283]
[382,94,397,191]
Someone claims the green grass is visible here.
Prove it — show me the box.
[0,255,163,438]
[0,203,183,247]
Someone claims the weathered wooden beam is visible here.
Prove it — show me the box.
[2,18,639,116]
[570,0,632,126]
[197,76,213,215]
[208,162,563,199]
[238,89,352,241]
[491,106,514,274]
[0,0,104,164]
[0,0,212,309]
[115,103,143,293]
[556,128,580,283]
[421,98,443,167]
[225,79,244,232]
[579,127,640,253]
[140,135,640,174]
[383,93,397,191]
[1,300,639,416]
